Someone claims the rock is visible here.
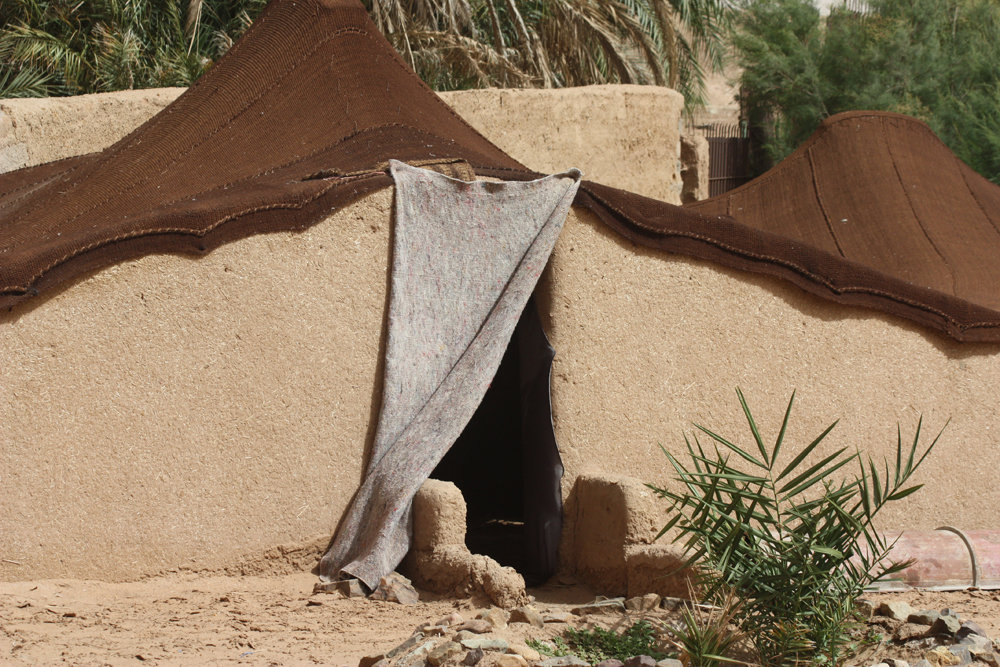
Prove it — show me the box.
[925,646,962,666]
[437,612,465,627]
[508,643,541,661]
[388,634,427,658]
[896,623,932,642]
[660,597,685,611]
[909,610,941,626]
[913,661,934,667]
[656,660,683,667]
[470,555,529,608]
[957,620,988,639]
[948,645,972,665]
[625,593,661,611]
[855,598,876,619]
[930,615,962,637]
[454,630,478,642]
[624,656,657,667]
[359,655,385,667]
[509,605,544,628]
[886,660,910,667]
[313,578,367,597]
[571,598,626,615]
[596,660,624,667]
[477,608,510,630]
[958,633,991,649]
[542,611,574,624]
[456,619,493,634]
[488,655,528,667]
[536,657,590,667]
[427,642,464,666]
[418,624,449,636]
[463,648,485,665]
[872,662,890,667]
[370,572,420,605]
[399,640,438,667]
[460,638,509,652]
[879,601,917,622]
[969,647,999,667]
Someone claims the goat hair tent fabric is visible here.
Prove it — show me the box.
[689,110,1000,321]
[2,0,1000,342]
[320,161,580,587]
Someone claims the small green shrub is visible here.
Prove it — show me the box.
[650,389,943,666]
[527,620,672,663]
[667,589,745,667]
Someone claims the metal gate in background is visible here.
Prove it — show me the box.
[703,122,751,198]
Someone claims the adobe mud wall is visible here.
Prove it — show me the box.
[0,84,684,203]
[2,86,998,583]
[0,85,683,581]
[537,210,1000,545]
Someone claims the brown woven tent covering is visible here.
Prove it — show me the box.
[689,111,1000,330]
[1,0,1000,345]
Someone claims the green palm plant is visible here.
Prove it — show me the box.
[1,0,727,108]
[355,0,732,101]
[650,389,944,666]
[0,0,265,97]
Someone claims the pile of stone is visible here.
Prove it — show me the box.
[341,574,1000,667]
[357,594,685,667]
[850,600,1000,667]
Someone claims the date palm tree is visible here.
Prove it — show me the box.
[0,0,265,97]
[370,0,730,104]
[0,0,728,106]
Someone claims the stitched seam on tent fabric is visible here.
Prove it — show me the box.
[686,113,935,212]
[953,147,1000,239]
[0,156,81,203]
[580,184,994,331]
[881,116,956,294]
[807,146,846,258]
[0,172,383,296]
[42,124,468,222]
[0,168,76,213]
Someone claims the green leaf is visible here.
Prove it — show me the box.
[775,419,840,482]
[694,423,766,468]
[771,389,796,470]
[886,483,924,502]
[778,448,852,497]
[737,386,771,468]
[809,545,844,558]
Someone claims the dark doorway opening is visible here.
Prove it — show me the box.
[431,297,563,586]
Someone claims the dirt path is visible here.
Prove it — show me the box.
[4,571,1000,666]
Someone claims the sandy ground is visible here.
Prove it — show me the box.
[0,571,461,666]
[4,567,1000,666]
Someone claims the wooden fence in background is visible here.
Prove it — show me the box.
[703,122,751,198]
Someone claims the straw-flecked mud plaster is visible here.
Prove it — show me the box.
[5,197,998,582]
[0,86,684,206]
[0,88,183,172]
[0,85,684,581]
[1,189,392,581]
[3,87,999,582]
[444,85,684,203]
[537,209,1000,544]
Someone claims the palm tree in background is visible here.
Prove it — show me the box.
[0,0,266,97]
[0,0,729,106]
